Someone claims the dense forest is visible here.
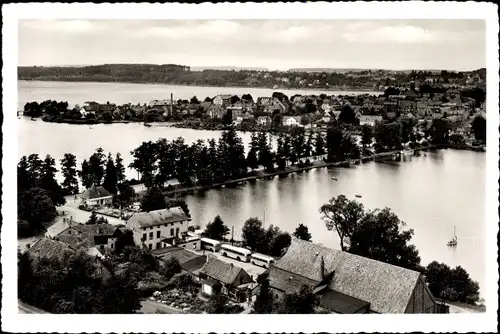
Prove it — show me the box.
[18,64,486,90]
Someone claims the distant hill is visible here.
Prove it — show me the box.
[191,66,268,72]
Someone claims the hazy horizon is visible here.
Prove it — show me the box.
[19,19,486,71]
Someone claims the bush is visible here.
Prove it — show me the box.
[18,219,33,238]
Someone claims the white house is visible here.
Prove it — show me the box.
[80,186,113,207]
[283,116,301,127]
[358,115,383,127]
[213,94,232,106]
[126,207,191,251]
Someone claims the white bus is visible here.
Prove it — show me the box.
[201,238,221,252]
[220,244,252,262]
[250,253,275,268]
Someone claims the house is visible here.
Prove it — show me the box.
[79,106,94,118]
[27,237,75,260]
[358,115,383,127]
[199,256,253,302]
[283,116,301,127]
[153,246,207,279]
[213,94,233,106]
[256,97,272,106]
[126,207,191,251]
[266,238,437,314]
[257,116,272,126]
[148,99,171,108]
[54,223,124,256]
[80,186,113,207]
[207,104,225,119]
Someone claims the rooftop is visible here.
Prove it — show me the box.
[127,207,190,228]
[81,186,112,200]
[199,256,248,286]
[274,238,422,314]
[27,237,75,260]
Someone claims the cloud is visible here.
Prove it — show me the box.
[341,25,432,44]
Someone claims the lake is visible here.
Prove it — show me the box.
[17,118,487,298]
[17,80,380,110]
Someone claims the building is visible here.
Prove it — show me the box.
[207,104,225,119]
[80,186,113,207]
[55,223,124,256]
[153,246,207,279]
[126,207,191,250]
[213,94,233,106]
[266,238,437,314]
[199,256,253,302]
[27,237,75,260]
[358,115,383,127]
[283,116,301,127]
[256,116,272,126]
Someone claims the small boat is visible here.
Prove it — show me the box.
[89,126,94,129]
[30,118,36,121]
[447,226,458,247]
[355,194,362,198]
[144,123,152,127]
[331,177,338,181]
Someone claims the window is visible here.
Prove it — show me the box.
[148,244,152,250]
[157,231,161,238]
[149,232,153,240]
[156,242,161,249]
[170,228,174,236]
[176,227,180,237]
[142,233,146,241]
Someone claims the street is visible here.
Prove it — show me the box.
[139,299,184,314]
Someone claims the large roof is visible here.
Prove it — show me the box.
[199,256,247,286]
[81,186,112,199]
[274,238,421,314]
[127,207,190,228]
[28,237,75,260]
[267,266,317,294]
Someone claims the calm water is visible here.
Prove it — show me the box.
[18,80,380,110]
[18,81,486,298]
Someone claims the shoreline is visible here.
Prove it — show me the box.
[18,78,383,94]
[155,144,484,197]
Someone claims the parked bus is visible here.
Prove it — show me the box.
[250,253,275,268]
[220,244,252,262]
[201,238,221,252]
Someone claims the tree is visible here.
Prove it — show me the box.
[293,223,312,241]
[361,124,373,148]
[27,154,44,187]
[275,285,317,314]
[348,208,422,272]
[129,141,158,188]
[241,217,266,251]
[165,198,190,217]
[162,257,181,281]
[86,211,108,225]
[115,153,126,184]
[241,94,254,102]
[190,96,200,104]
[429,118,451,145]
[338,104,356,124]
[140,186,166,212]
[18,156,35,191]
[205,294,230,314]
[39,155,66,206]
[326,126,344,162]
[60,153,79,195]
[88,148,106,187]
[18,187,57,232]
[80,159,93,189]
[246,149,258,171]
[304,133,313,158]
[314,132,325,156]
[204,96,212,102]
[252,275,275,314]
[102,153,118,194]
[204,215,230,241]
[471,114,486,143]
[319,195,365,251]
[257,132,274,171]
[114,229,135,253]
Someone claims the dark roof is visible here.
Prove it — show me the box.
[127,207,190,228]
[81,186,112,199]
[267,266,317,294]
[153,246,203,265]
[318,289,370,314]
[55,224,119,248]
[274,238,422,314]
[28,237,75,260]
[181,256,207,273]
[199,256,248,286]
[202,278,221,287]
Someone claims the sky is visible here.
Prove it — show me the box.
[18,19,486,71]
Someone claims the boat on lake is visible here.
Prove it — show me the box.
[355,194,362,198]
[447,226,458,247]
[331,177,338,181]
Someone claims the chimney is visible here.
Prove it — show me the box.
[320,256,325,280]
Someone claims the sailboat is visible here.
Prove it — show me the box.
[447,226,458,247]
